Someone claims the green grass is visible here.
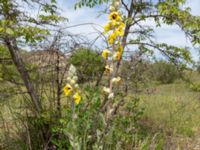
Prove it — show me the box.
[138,83,200,137]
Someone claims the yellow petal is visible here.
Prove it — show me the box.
[102,49,110,59]
[109,11,121,21]
[63,84,73,96]
[103,22,111,33]
[116,27,124,36]
[108,32,117,44]
[73,92,81,104]
[119,22,125,28]
[112,20,118,26]
[113,51,121,60]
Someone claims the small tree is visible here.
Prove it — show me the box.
[151,60,181,84]
[69,48,106,84]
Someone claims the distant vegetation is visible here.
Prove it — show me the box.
[69,48,106,84]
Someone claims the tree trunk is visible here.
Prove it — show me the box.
[4,38,42,113]
[56,49,61,117]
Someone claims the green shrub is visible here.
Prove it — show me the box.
[50,86,145,149]
[121,59,151,92]
[69,48,106,83]
[151,61,180,84]
[196,61,200,74]
[189,83,200,92]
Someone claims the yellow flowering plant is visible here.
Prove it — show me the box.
[60,0,128,149]
[63,65,81,105]
[73,92,81,105]
[101,0,125,101]
[63,84,73,96]
[102,49,111,59]
[60,1,135,149]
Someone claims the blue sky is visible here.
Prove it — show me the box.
[57,0,200,60]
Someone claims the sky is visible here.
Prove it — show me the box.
[57,0,200,61]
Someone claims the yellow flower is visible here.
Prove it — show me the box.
[63,84,73,96]
[109,11,121,21]
[116,51,122,60]
[104,22,111,33]
[102,49,111,59]
[73,92,81,104]
[115,27,124,36]
[119,22,125,28]
[108,36,114,44]
[113,51,121,60]
[112,20,118,26]
[105,65,113,74]
[108,32,117,44]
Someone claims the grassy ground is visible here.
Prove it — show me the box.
[137,81,200,149]
[140,83,200,136]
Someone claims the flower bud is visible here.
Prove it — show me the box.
[103,87,111,94]
[109,6,115,12]
[75,84,79,89]
[111,76,121,84]
[67,77,71,81]
[114,1,120,8]
[68,72,73,78]
[68,64,77,75]
[108,92,114,99]
[105,65,113,74]
[73,76,78,82]
[70,79,76,85]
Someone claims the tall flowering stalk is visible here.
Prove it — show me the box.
[102,0,125,99]
[63,65,81,105]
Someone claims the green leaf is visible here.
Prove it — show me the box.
[0,28,3,33]
[140,137,151,150]
[5,28,14,35]
[155,138,164,150]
